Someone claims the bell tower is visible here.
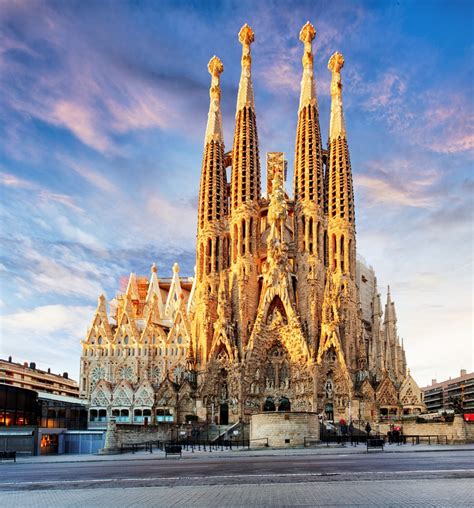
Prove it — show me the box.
[229,24,261,352]
[293,22,326,351]
[194,55,229,365]
[324,51,359,372]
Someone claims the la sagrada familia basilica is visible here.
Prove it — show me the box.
[80,23,425,427]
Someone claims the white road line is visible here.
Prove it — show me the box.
[2,469,474,486]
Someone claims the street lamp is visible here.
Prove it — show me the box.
[232,429,239,449]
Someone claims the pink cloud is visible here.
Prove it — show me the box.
[355,158,441,209]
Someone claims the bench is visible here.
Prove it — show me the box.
[366,438,384,452]
[0,451,17,462]
[165,444,182,457]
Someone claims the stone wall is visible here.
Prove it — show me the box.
[114,424,173,446]
[379,415,472,443]
[250,412,319,448]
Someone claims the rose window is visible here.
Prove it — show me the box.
[118,366,133,381]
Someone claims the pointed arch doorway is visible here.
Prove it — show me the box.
[219,403,229,425]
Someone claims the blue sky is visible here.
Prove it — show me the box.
[0,0,472,386]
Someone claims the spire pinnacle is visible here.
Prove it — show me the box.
[298,21,318,111]
[204,55,224,145]
[239,23,255,52]
[328,51,346,139]
[236,24,255,112]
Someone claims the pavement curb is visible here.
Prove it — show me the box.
[6,445,474,465]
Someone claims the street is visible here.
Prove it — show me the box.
[1,448,474,506]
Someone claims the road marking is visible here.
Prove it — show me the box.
[2,469,474,486]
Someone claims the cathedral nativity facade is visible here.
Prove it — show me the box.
[80,23,424,427]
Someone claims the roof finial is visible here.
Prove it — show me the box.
[300,21,316,67]
[328,51,346,140]
[298,21,318,111]
[328,51,344,93]
[208,55,224,96]
[236,24,256,113]
[239,24,255,63]
[151,262,158,274]
[204,55,224,145]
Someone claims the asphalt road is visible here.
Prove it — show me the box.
[2,450,473,491]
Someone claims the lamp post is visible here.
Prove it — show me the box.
[179,430,186,449]
[232,429,239,450]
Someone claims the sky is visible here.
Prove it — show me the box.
[0,0,472,387]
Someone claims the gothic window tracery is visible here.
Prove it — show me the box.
[149,366,162,382]
[90,366,106,389]
[118,366,133,381]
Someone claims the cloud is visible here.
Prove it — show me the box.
[51,100,112,153]
[0,170,83,213]
[418,96,474,154]
[355,158,440,209]
[0,3,205,155]
[63,159,118,193]
[0,304,94,380]
[357,70,473,155]
[145,194,197,245]
[14,244,106,300]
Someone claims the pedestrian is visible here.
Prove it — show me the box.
[348,420,356,446]
[340,420,348,446]
[365,421,372,438]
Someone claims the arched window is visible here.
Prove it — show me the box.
[206,238,212,275]
[340,235,345,272]
[348,239,353,275]
[317,222,321,260]
[263,397,276,412]
[214,236,219,272]
[233,223,238,263]
[308,217,313,254]
[332,234,337,269]
[278,397,291,411]
[301,216,306,250]
[249,217,253,254]
[199,242,204,281]
[324,230,328,267]
[241,219,246,255]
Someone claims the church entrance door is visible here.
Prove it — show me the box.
[219,403,229,425]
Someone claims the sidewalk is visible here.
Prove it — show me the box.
[7,442,474,465]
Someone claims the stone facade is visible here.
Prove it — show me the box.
[250,412,319,447]
[80,22,425,429]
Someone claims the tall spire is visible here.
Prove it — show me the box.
[197,56,227,232]
[231,23,261,209]
[294,21,324,206]
[327,51,355,227]
[384,286,397,324]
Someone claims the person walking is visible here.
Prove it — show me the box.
[340,420,348,446]
[348,420,356,446]
[365,421,372,438]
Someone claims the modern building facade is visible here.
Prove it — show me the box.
[0,384,95,455]
[422,370,474,413]
[80,22,425,429]
[0,357,79,398]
